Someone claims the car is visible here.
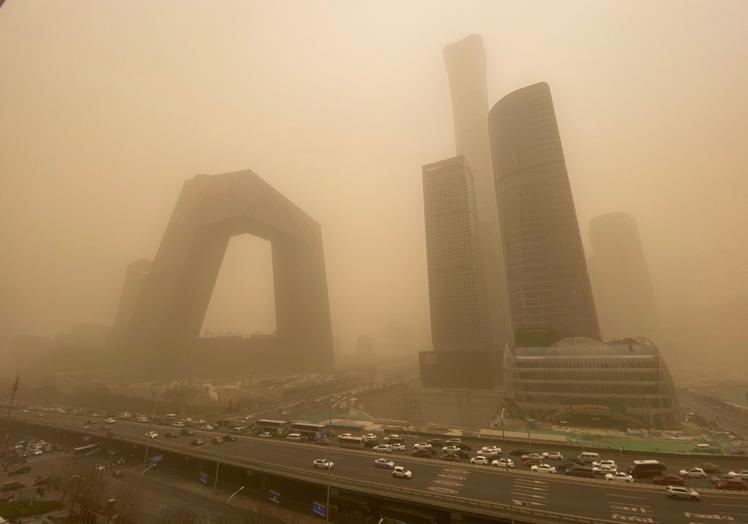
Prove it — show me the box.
[698,463,721,473]
[180,428,194,436]
[390,443,406,452]
[714,478,747,491]
[223,434,237,442]
[211,436,223,445]
[531,463,556,474]
[598,459,617,468]
[392,466,412,479]
[172,421,185,428]
[164,431,178,438]
[337,432,353,439]
[104,418,116,424]
[492,458,515,469]
[145,431,158,439]
[652,475,684,486]
[428,438,445,448]
[521,453,543,462]
[727,470,748,480]
[594,464,618,475]
[606,472,634,482]
[413,442,432,451]
[478,446,501,458]
[470,456,489,465]
[286,433,303,441]
[384,435,403,444]
[566,466,596,478]
[442,453,462,462]
[665,486,700,501]
[373,444,393,453]
[258,431,274,438]
[200,424,215,431]
[679,467,707,478]
[542,451,564,461]
[313,458,334,470]
[373,458,395,469]
[445,438,461,446]
[442,445,461,454]
[191,438,205,446]
[362,433,378,442]
[510,448,531,457]
[411,449,432,458]
[577,451,601,464]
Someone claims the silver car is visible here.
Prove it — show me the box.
[665,486,700,501]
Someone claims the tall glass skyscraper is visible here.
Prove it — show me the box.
[488,82,600,346]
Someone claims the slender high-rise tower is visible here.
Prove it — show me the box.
[588,212,661,343]
[443,34,514,355]
[488,83,600,345]
[420,156,501,388]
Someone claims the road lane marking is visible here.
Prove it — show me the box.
[511,491,546,499]
[605,493,647,500]
[426,486,458,494]
[610,504,652,514]
[432,479,463,487]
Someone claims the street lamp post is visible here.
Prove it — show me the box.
[225,485,245,519]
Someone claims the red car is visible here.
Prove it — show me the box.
[652,475,684,486]
[714,478,747,490]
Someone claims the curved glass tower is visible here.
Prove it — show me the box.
[488,83,600,345]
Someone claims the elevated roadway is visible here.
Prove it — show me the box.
[11,411,747,524]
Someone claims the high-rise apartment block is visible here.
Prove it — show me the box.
[488,82,600,346]
[420,156,502,388]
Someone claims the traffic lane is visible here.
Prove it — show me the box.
[16,412,748,513]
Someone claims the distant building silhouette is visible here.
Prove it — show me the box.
[588,212,661,344]
[110,259,151,343]
[443,35,513,355]
[488,82,600,346]
[419,156,503,388]
[115,170,334,375]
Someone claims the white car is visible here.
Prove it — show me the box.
[136,416,149,423]
[384,434,401,443]
[373,458,395,469]
[727,470,748,480]
[363,433,378,442]
[104,418,116,424]
[594,464,618,474]
[145,431,158,439]
[390,443,406,452]
[606,472,634,482]
[542,451,564,461]
[201,424,215,431]
[492,458,515,468]
[478,446,501,458]
[373,444,393,453]
[313,458,334,470]
[665,486,700,500]
[442,445,461,454]
[679,467,707,478]
[392,466,413,479]
[531,463,556,474]
[470,456,489,465]
[599,459,617,468]
[413,442,432,451]
[337,433,353,439]
[286,433,304,441]
[258,431,273,438]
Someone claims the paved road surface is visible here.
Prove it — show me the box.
[13,411,748,524]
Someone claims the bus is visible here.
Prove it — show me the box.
[254,419,289,437]
[338,436,365,449]
[72,443,100,457]
[629,459,666,479]
[289,422,326,442]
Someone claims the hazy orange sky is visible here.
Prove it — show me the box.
[1,1,746,360]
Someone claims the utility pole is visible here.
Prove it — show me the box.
[5,372,19,426]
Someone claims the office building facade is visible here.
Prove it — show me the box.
[420,156,502,388]
[488,82,600,346]
[508,337,680,429]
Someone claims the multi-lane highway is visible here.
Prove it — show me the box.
[12,410,748,524]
